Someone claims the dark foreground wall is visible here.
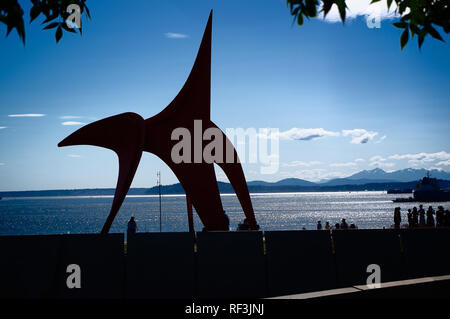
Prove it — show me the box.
[265,230,336,296]
[0,234,124,299]
[0,229,449,299]
[126,232,195,299]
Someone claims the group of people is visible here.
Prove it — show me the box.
[316,219,358,231]
[394,205,450,229]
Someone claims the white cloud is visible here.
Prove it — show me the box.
[435,160,450,167]
[60,116,82,119]
[0,126,6,129]
[369,161,395,168]
[282,160,321,167]
[270,128,340,141]
[355,158,365,162]
[375,135,387,144]
[62,121,85,126]
[165,32,189,39]
[389,151,450,167]
[320,0,399,23]
[68,154,81,158]
[8,114,46,117]
[330,162,357,167]
[369,155,395,168]
[370,155,387,162]
[342,129,378,144]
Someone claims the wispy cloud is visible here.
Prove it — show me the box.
[435,160,450,167]
[342,129,378,144]
[369,155,395,168]
[389,151,450,167]
[0,163,4,166]
[165,32,189,39]
[264,128,340,141]
[320,0,399,23]
[355,158,365,162]
[375,135,387,144]
[62,121,85,126]
[282,160,321,167]
[68,154,81,158]
[8,114,46,117]
[330,162,357,167]
[0,126,6,129]
[60,116,83,120]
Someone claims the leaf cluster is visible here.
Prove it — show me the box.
[1,0,91,44]
[287,0,450,49]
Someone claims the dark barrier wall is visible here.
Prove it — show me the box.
[402,228,450,279]
[0,235,61,298]
[265,230,337,297]
[196,231,265,298]
[333,229,403,287]
[0,234,124,299]
[126,232,195,299]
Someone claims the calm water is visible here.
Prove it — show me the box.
[0,191,448,236]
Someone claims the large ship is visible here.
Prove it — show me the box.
[393,173,450,202]
[413,173,450,202]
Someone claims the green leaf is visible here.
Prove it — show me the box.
[387,0,393,11]
[297,13,304,25]
[43,22,59,30]
[400,28,409,49]
[30,5,41,23]
[55,25,63,43]
[393,22,408,29]
[336,0,347,23]
[426,25,445,42]
[418,33,425,49]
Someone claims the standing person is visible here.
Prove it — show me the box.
[412,207,419,227]
[445,210,450,227]
[436,206,444,227]
[426,206,435,228]
[340,218,348,230]
[325,221,331,230]
[127,216,138,236]
[394,207,401,229]
[418,205,426,227]
[407,209,413,228]
[317,220,322,230]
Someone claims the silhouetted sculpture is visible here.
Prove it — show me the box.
[58,11,259,233]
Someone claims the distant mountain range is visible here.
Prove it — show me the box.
[320,168,450,186]
[1,168,449,197]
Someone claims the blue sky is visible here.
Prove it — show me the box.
[1,0,449,191]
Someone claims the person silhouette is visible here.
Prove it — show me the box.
[407,209,413,228]
[412,207,418,227]
[127,216,137,236]
[418,205,426,227]
[436,206,444,227]
[394,207,401,229]
[426,206,435,228]
[317,220,322,230]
